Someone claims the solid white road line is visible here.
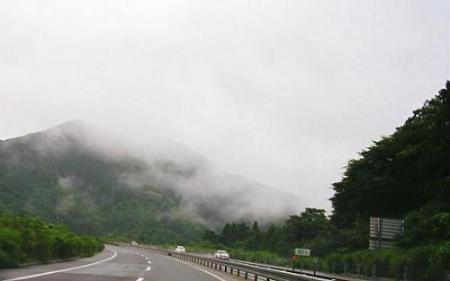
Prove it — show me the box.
[136,278,144,281]
[2,249,118,281]
[170,258,227,281]
[185,264,227,281]
[146,266,151,271]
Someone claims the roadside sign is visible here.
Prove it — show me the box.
[294,248,310,256]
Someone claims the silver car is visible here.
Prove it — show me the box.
[214,250,230,260]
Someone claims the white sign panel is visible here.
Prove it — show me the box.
[294,248,310,256]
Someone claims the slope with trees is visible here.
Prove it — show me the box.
[198,81,450,280]
[0,213,103,268]
[0,123,205,244]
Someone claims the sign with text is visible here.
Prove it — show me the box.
[369,217,403,250]
[294,248,310,256]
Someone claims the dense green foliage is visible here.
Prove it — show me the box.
[0,125,205,244]
[198,208,448,280]
[200,208,361,257]
[198,82,450,280]
[331,82,450,226]
[0,213,103,268]
[322,244,450,281]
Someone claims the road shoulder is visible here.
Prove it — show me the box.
[0,246,116,281]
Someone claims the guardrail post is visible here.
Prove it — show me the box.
[244,272,248,279]
[224,266,227,272]
[237,269,240,277]
[254,274,258,281]
[230,268,233,275]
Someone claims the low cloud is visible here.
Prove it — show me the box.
[25,121,300,228]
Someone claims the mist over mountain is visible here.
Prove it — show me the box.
[0,121,298,242]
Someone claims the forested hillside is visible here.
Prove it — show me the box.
[331,82,450,227]
[329,81,450,253]
[0,122,204,243]
[198,82,450,280]
[0,121,293,244]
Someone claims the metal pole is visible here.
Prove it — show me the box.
[403,266,408,281]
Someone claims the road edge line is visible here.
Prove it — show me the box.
[2,248,118,281]
[171,258,228,281]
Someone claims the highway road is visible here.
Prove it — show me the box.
[0,246,238,281]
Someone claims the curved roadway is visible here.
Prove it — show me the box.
[0,246,237,281]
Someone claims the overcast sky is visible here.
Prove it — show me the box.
[1,1,449,212]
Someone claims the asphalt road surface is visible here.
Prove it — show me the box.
[0,246,238,281]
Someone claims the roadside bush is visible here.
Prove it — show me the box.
[228,248,289,266]
[323,244,449,281]
[0,213,104,268]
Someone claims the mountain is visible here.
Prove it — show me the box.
[0,121,296,243]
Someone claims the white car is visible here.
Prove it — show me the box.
[175,246,186,253]
[215,250,230,260]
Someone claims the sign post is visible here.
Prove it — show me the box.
[313,257,318,276]
[291,255,299,271]
[292,248,311,271]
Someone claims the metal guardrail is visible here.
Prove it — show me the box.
[170,251,333,281]
[229,259,366,281]
[142,246,336,281]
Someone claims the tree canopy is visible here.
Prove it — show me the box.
[331,81,450,227]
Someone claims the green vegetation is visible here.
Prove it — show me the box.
[1,82,449,278]
[0,127,205,244]
[198,81,450,280]
[322,245,450,281]
[0,213,104,268]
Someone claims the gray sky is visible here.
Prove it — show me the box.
[1,0,450,212]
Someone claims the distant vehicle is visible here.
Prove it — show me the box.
[131,241,138,246]
[175,246,186,253]
[215,250,230,260]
